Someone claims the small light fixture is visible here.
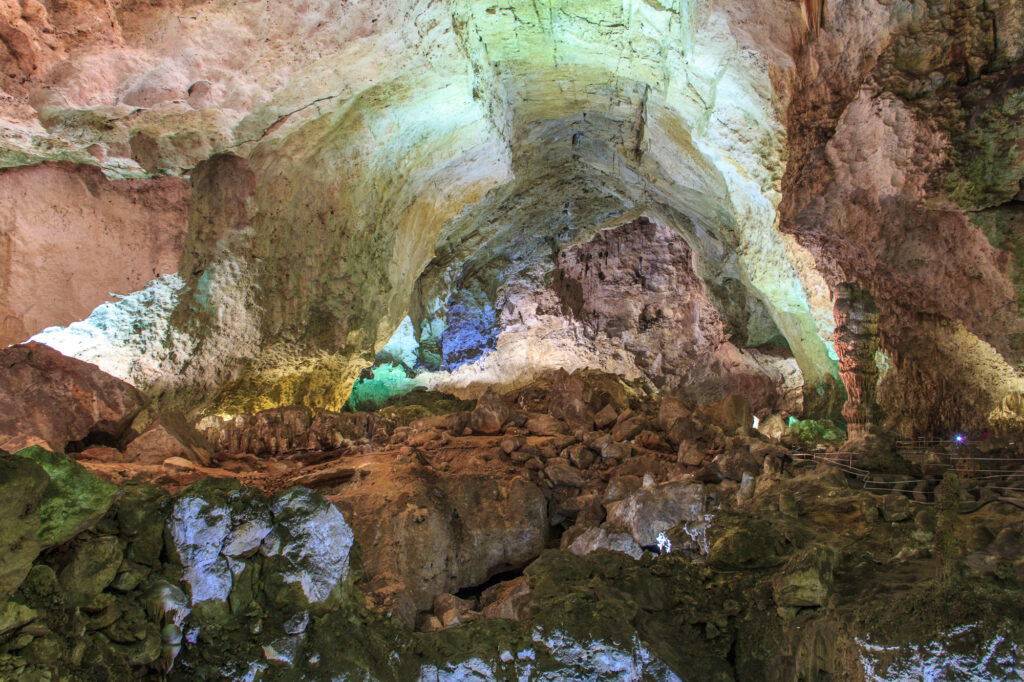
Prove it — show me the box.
[954,434,966,444]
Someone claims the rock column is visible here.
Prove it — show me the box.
[833,283,881,442]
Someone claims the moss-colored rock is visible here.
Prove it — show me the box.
[58,535,122,605]
[0,601,37,637]
[116,483,169,567]
[785,419,846,449]
[13,447,119,548]
[0,455,48,600]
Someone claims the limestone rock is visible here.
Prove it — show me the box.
[657,396,693,431]
[0,164,188,348]
[0,602,37,637]
[544,460,584,488]
[469,389,509,435]
[593,404,619,430]
[610,414,645,442]
[125,412,213,466]
[0,454,48,599]
[773,548,837,608]
[567,526,643,560]
[714,448,763,482]
[526,413,569,437]
[14,447,118,548]
[59,535,122,605]
[480,577,530,620]
[606,481,707,547]
[0,342,147,452]
[677,441,705,467]
[262,487,354,604]
[700,394,753,435]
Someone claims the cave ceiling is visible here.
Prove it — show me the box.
[3,0,1024,435]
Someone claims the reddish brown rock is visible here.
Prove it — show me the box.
[328,452,547,618]
[700,394,753,435]
[593,404,619,430]
[468,389,510,434]
[833,283,881,441]
[526,413,569,437]
[677,441,705,467]
[77,446,132,463]
[0,342,147,452]
[0,164,189,347]
[544,459,584,488]
[125,412,213,466]
[657,396,694,431]
[480,577,530,620]
[610,414,646,442]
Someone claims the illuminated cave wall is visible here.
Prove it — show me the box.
[7,0,1024,434]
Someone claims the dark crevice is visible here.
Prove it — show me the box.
[454,566,527,601]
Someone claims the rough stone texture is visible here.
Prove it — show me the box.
[0,342,147,452]
[0,163,188,346]
[780,0,1024,434]
[328,449,548,618]
[0,454,48,599]
[832,283,881,440]
[14,446,118,548]
[124,411,213,466]
[605,481,707,548]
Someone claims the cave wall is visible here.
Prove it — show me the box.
[4,0,1024,435]
[780,0,1024,435]
[0,162,188,347]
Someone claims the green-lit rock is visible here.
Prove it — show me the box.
[0,455,48,600]
[785,419,847,450]
[13,447,119,548]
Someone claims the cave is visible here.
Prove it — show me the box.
[2,0,1024,679]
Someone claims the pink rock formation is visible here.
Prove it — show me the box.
[0,162,188,346]
[0,341,147,451]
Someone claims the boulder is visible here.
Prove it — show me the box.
[565,443,596,470]
[480,577,531,620]
[0,454,49,599]
[700,394,753,435]
[526,413,570,436]
[593,404,619,430]
[677,441,705,467]
[773,547,837,608]
[610,414,646,442]
[59,535,123,605]
[657,396,693,431]
[714,448,762,482]
[602,476,643,505]
[125,412,214,466]
[546,373,594,428]
[545,460,585,488]
[601,442,632,464]
[469,389,510,434]
[14,447,119,548]
[606,481,707,547]
[0,342,147,452]
[568,526,643,560]
[757,414,788,441]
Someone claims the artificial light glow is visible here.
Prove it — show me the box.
[955,434,966,443]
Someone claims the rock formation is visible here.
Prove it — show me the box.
[833,282,881,442]
[2,0,1024,678]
